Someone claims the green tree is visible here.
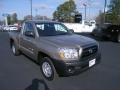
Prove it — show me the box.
[53,0,78,23]
[11,13,18,24]
[107,0,120,24]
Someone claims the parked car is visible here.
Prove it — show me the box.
[9,25,19,31]
[3,25,10,31]
[3,25,20,31]
[9,20,101,81]
[92,24,120,43]
[0,25,2,30]
[63,20,96,33]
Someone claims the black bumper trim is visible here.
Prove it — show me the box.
[52,52,101,76]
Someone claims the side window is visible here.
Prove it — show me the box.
[23,23,35,37]
[23,23,34,34]
[25,23,34,32]
[54,24,67,32]
[107,26,113,30]
[36,24,44,31]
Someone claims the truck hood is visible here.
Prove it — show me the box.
[39,34,97,48]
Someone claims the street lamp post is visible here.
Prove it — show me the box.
[30,0,32,20]
[68,0,70,22]
[104,0,107,23]
[83,3,87,20]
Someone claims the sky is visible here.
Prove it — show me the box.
[0,0,110,20]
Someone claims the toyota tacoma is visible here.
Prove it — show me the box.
[9,20,101,81]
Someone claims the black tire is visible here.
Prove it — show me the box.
[11,42,20,56]
[117,33,120,43]
[40,57,58,81]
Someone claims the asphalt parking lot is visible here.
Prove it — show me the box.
[0,32,120,90]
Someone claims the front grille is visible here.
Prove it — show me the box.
[81,45,98,58]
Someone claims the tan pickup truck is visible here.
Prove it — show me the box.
[9,20,101,81]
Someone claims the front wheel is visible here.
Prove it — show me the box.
[40,57,57,81]
[11,42,20,56]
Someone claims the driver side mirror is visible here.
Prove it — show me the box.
[25,31,35,38]
[69,29,74,33]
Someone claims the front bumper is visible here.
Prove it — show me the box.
[52,52,101,76]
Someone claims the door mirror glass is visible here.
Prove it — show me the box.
[69,29,74,33]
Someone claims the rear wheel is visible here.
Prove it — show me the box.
[40,57,58,81]
[11,42,20,56]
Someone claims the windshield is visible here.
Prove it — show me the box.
[35,23,71,36]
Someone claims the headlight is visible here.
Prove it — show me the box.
[58,48,79,60]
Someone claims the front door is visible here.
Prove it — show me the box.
[19,22,36,58]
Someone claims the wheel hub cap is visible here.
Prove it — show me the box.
[12,45,15,54]
[42,62,52,77]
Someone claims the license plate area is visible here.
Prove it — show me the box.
[89,59,96,67]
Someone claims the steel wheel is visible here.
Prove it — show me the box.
[11,42,20,56]
[12,44,16,54]
[42,62,52,78]
[40,57,57,81]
